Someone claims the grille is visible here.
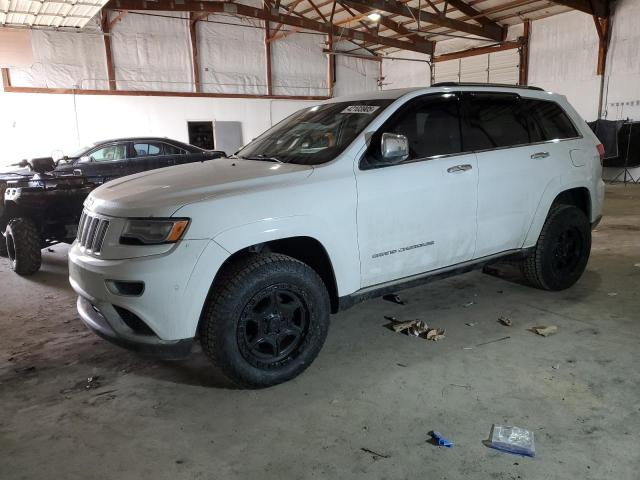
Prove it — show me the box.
[77,210,110,253]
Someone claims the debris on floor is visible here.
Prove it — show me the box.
[498,316,513,327]
[475,336,510,347]
[487,424,535,457]
[382,293,406,305]
[360,447,391,460]
[384,318,446,341]
[465,322,476,327]
[531,325,558,337]
[552,364,560,370]
[463,301,475,308]
[429,430,454,448]
[607,292,618,297]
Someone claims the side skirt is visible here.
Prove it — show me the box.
[337,248,534,312]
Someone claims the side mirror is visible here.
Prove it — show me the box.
[381,133,409,163]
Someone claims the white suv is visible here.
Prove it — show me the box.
[69,84,604,387]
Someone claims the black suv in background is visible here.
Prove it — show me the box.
[0,137,225,275]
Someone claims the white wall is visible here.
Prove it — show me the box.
[0,90,317,164]
[529,1,640,179]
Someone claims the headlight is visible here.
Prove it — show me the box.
[120,218,189,245]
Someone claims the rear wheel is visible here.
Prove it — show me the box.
[6,218,42,275]
[522,204,591,290]
[200,253,330,388]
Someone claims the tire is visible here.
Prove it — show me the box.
[522,204,591,291]
[5,217,42,275]
[200,253,331,388]
[0,230,7,258]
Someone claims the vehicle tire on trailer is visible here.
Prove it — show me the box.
[0,230,7,258]
[6,217,42,275]
[200,253,330,388]
[521,204,591,291]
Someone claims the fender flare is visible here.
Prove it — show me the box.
[213,215,361,297]
[522,177,593,248]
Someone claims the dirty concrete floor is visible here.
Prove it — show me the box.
[1,184,639,480]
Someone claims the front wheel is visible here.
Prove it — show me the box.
[0,230,7,258]
[200,253,330,388]
[522,204,591,290]
[6,218,42,275]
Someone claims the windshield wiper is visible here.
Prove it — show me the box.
[240,155,284,164]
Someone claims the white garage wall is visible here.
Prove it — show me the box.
[381,51,431,89]
[0,90,318,165]
[529,1,640,179]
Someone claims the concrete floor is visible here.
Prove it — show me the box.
[1,184,639,479]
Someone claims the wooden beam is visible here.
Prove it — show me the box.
[346,2,434,47]
[341,0,504,41]
[550,0,608,17]
[101,10,116,90]
[108,10,128,29]
[105,0,433,54]
[189,12,201,93]
[432,40,520,62]
[445,0,506,40]
[594,16,609,75]
[2,84,329,100]
[264,6,273,95]
[2,68,11,89]
[519,19,530,85]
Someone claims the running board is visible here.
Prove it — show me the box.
[337,248,533,312]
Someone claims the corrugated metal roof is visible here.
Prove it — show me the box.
[0,0,108,29]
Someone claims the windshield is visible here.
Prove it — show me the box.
[237,99,393,165]
[69,145,93,158]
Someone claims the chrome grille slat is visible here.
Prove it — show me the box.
[76,209,110,254]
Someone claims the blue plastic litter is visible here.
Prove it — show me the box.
[430,431,454,448]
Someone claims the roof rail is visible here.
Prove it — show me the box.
[431,82,544,91]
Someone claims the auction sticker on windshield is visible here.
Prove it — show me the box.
[341,105,380,114]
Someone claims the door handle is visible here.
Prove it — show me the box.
[531,152,550,159]
[447,164,473,173]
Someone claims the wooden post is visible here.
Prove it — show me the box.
[101,10,116,91]
[1,68,11,89]
[519,20,530,86]
[594,16,610,75]
[264,8,273,96]
[190,13,202,93]
[327,35,334,98]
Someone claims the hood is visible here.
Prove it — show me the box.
[86,158,314,218]
[0,168,33,184]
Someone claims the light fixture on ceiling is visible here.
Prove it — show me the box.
[367,12,381,22]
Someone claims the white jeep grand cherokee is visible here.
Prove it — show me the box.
[69,84,604,387]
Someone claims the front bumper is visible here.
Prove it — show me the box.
[69,237,231,350]
[77,296,193,359]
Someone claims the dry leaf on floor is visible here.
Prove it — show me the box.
[426,329,446,341]
[531,325,558,337]
[407,321,430,337]
[390,320,426,333]
[498,316,513,327]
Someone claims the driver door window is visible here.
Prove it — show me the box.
[88,144,127,162]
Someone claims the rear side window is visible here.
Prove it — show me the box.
[462,93,530,151]
[163,143,187,155]
[523,99,579,141]
[133,143,162,157]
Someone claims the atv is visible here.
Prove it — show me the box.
[0,157,97,275]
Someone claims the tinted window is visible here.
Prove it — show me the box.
[524,99,579,141]
[133,143,162,157]
[462,93,530,150]
[88,144,127,162]
[366,94,462,166]
[163,143,187,155]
